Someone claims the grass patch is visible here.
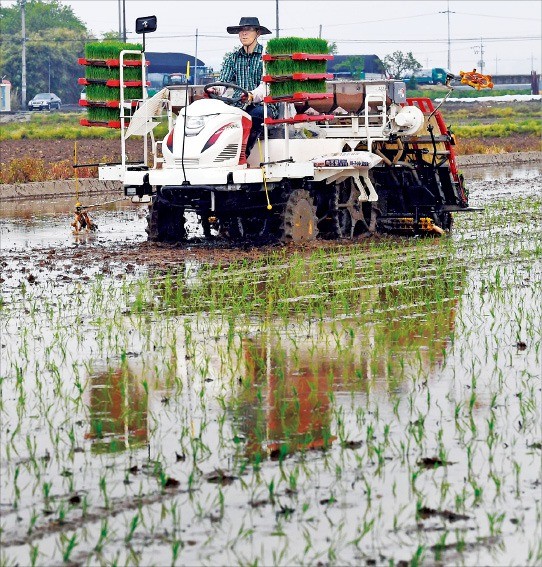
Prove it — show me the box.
[406,87,535,100]
[0,113,119,142]
[455,135,541,154]
[454,120,541,138]
[442,102,541,123]
[0,158,97,183]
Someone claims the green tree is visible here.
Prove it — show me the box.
[334,56,366,79]
[382,51,422,79]
[0,0,91,105]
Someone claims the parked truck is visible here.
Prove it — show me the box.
[97,51,472,243]
[402,68,451,86]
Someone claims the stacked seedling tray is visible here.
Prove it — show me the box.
[78,41,147,128]
[263,37,334,124]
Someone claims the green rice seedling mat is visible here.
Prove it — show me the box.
[85,41,143,61]
[265,37,331,97]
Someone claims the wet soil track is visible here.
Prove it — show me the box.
[1,152,540,283]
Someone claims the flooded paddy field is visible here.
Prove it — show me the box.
[0,164,541,566]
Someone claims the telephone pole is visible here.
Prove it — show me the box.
[439,0,455,70]
[275,0,279,37]
[122,0,126,43]
[473,38,485,74]
[194,29,199,85]
[118,0,122,40]
[20,0,27,107]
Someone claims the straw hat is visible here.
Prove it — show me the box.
[227,17,272,35]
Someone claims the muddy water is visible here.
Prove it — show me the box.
[0,197,148,251]
[0,163,539,252]
[0,164,541,566]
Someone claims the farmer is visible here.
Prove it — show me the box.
[215,17,278,157]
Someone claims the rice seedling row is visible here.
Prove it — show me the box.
[0,171,540,565]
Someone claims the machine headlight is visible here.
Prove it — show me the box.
[185,114,217,136]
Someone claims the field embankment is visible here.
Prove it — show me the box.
[0,100,540,184]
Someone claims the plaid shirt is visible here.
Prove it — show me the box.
[219,43,278,118]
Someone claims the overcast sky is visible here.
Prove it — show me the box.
[5,0,541,74]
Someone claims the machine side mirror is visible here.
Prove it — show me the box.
[135,16,157,34]
[135,15,157,52]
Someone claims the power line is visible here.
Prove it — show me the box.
[453,11,536,21]
[3,33,538,45]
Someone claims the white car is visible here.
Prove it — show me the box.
[28,92,62,111]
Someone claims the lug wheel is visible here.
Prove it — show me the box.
[332,179,376,238]
[146,195,187,242]
[281,189,318,242]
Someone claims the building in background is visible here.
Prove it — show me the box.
[0,79,12,111]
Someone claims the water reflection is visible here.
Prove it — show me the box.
[237,339,337,460]
[229,266,464,460]
[82,258,465,461]
[85,364,148,454]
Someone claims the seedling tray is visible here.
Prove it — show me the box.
[78,78,149,87]
[263,73,333,82]
[78,58,147,68]
[263,53,333,61]
[264,113,334,125]
[79,99,139,108]
[264,92,333,104]
[80,118,128,129]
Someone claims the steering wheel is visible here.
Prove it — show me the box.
[204,82,250,105]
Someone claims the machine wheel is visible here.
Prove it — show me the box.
[332,179,376,238]
[146,196,187,242]
[280,189,318,242]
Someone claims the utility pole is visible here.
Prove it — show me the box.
[194,29,199,85]
[472,38,485,74]
[118,0,122,40]
[20,0,27,107]
[318,25,322,39]
[275,0,279,38]
[439,0,455,70]
[122,0,126,43]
